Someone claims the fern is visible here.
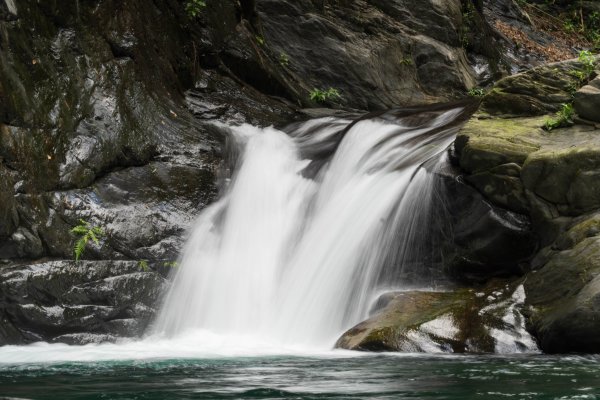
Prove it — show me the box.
[138,260,149,271]
[71,219,104,262]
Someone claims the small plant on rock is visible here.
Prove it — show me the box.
[279,52,289,67]
[310,87,341,103]
[185,0,206,18]
[163,261,179,268]
[544,103,575,131]
[579,50,596,76]
[468,87,486,97]
[71,219,104,262]
[138,260,150,271]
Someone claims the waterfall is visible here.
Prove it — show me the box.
[152,102,475,348]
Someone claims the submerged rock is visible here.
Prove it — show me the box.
[336,283,537,354]
[0,261,167,345]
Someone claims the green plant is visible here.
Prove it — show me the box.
[279,52,289,66]
[255,35,265,46]
[579,50,596,75]
[71,219,104,262]
[139,260,149,271]
[185,0,206,18]
[309,87,341,103]
[399,58,413,66]
[570,69,588,83]
[544,103,575,131]
[459,1,476,49]
[163,261,179,268]
[468,88,486,97]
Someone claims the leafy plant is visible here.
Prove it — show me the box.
[138,260,149,271]
[71,219,104,262]
[185,0,206,18]
[163,261,179,268]
[309,87,341,103]
[468,88,486,97]
[579,50,596,76]
[544,103,575,131]
[399,58,413,66]
[279,52,289,66]
[255,35,265,46]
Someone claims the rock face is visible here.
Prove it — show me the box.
[256,0,476,109]
[0,261,166,345]
[336,283,537,354]
[451,56,600,353]
[0,0,488,345]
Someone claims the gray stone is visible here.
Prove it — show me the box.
[574,82,600,123]
[0,260,167,345]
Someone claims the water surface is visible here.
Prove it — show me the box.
[1,354,598,399]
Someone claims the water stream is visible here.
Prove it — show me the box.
[152,104,468,348]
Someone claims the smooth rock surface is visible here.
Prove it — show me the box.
[336,283,537,353]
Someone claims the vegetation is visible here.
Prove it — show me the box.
[279,52,289,67]
[468,87,486,97]
[71,219,104,262]
[138,260,149,271]
[544,103,575,131]
[255,35,265,46]
[399,58,413,66]
[459,1,477,48]
[578,50,596,77]
[163,261,179,268]
[515,1,600,49]
[185,0,206,18]
[309,87,341,103]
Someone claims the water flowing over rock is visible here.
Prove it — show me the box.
[153,103,479,346]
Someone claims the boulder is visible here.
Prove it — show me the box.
[336,283,538,353]
[0,260,167,345]
[436,164,538,282]
[525,235,600,353]
[480,59,590,117]
[574,77,600,123]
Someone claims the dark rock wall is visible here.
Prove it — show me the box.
[0,0,488,345]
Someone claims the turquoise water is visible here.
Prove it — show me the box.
[1,354,599,399]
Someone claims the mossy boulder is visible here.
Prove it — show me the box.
[480,60,589,117]
[335,283,538,353]
[456,104,600,220]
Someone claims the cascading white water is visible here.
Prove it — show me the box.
[152,106,466,348]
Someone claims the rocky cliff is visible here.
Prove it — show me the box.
[1,0,599,353]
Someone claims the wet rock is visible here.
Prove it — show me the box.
[256,0,476,110]
[0,260,167,345]
[336,283,537,353]
[0,0,17,21]
[525,236,600,353]
[435,164,538,282]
